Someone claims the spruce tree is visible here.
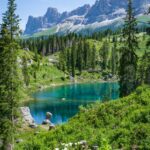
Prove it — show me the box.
[100,41,109,70]
[1,0,20,40]
[91,45,96,70]
[119,0,138,97]
[0,0,20,149]
[111,41,118,75]
[138,52,150,85]
[66,48,71,73]
[22,56,30,86]
[59,48,67,72]
[83,41,89,69]
[71,43,76,77]
[77,42,83,74]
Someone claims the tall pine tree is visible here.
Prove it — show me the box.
[119,0,138,97]
[100,41,109,70]
[111,41,118,75]
[71,43,76,77]
[0,0,20,149]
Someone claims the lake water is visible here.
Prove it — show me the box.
[28,82,119,125]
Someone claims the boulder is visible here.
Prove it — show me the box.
[42,119,51,125]
[46,112,52,119]
[20,107,34,125]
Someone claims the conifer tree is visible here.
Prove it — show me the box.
[138,51,150,85]
[83,41,89,69]
[91,45,96,70]
[71,43,76,77]
[0,0,20,149]
[111,41,118,75]
[77,42,83,74]
[59,48,67,72]
[66,48,71,72]
[119,0,138,97]
[100,41,109,70]
[1,0,20,40]
[22,56,30,86]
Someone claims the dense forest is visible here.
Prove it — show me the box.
[0,0,150,149]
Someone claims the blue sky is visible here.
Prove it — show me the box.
[0,0,95,30]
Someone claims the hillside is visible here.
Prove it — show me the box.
[17,45,108,101]
[15,85,150,149]
[18,33,150,99]
[17,49,66,101]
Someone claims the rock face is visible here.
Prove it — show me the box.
[20,107,37,128]
[24,0,150,35]
[24,4,91,35]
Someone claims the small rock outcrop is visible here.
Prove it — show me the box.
[42,112,53,125]
[20,107,37,128]
[42,119,51,125]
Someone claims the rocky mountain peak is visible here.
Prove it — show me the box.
[44,7,60,23]
[69,4,91,16]
[24,0,150,35]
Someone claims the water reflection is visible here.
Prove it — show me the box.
[27,82,119,124]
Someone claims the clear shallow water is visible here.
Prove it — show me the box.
[27,82,119,125]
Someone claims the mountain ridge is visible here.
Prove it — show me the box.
[24,0,150,35]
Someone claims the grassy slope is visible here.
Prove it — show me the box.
[18,48,104,102]
[17,50,67,101]
[15,86,150,149]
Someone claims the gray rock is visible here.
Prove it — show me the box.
[42,119,51,125]
[20,107,35,125]
[46,112,52,119]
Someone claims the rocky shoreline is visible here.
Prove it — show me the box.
[20,107,55,130]
[20,107,37,128]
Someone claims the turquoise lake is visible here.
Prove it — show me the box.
[28,82,119,125]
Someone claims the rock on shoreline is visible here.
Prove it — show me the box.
[20,107,37,128]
